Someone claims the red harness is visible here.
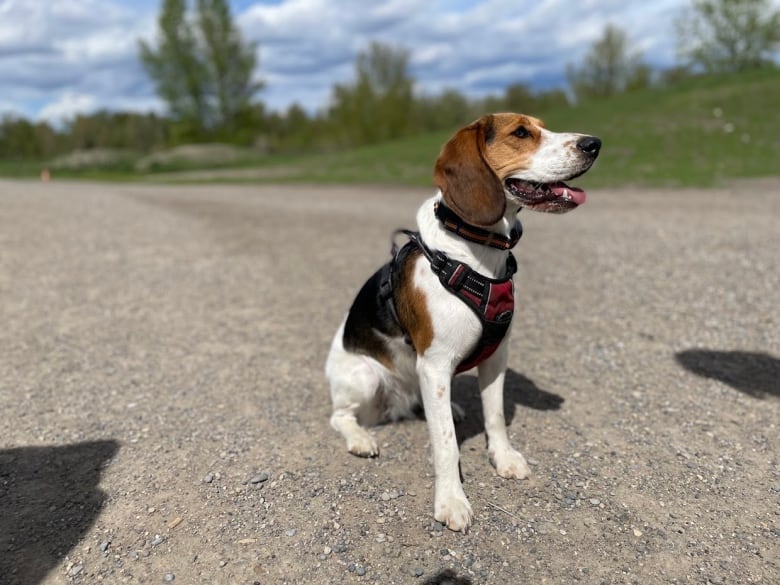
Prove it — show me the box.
[381,225,518,373]
[452,270,514,373]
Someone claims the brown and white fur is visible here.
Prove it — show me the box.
[325,113,601,532]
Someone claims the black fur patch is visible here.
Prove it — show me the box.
[342,263,403,361]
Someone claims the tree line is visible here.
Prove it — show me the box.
[1,0,777,162]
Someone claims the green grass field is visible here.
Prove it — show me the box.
[2,69,778,187]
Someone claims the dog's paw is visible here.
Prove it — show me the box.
[434,493,473,533]
[490,448,531,480]
[346,431,379,458]
[450,401,466,423]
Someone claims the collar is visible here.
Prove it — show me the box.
[434,201,522,250]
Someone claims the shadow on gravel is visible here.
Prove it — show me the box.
[424,568,473,584]
[452,368,564,446]
[675,349,780,399]
[0,440,119,585]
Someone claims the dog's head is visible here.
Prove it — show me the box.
[434,113,601,226]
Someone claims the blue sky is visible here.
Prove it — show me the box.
[0,0,771,123]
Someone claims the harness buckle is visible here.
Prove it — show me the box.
[430,250,448,274]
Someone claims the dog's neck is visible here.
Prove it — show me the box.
[433,201,522,251]
[417,193,520,279]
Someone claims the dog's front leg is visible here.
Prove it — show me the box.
[478,341,531,479]
[418,359,473,532]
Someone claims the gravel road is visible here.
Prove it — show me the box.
[1,178,778,585]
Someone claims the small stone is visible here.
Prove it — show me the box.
[380,492,391,501]
[203,473,214,484]
[151,535,165,547]
[99,541,110,553]
[323,546,332,555]
[537,522,554,535]
[589,498,601,506]
[633,528,643,537]
[250,472,270,484]
[129,550,139,560]
[413,567,424,577]
[347,562,356,573]
[147,507,156,514]
[68,565,83,577]
[356,566,366,576]
[285,528,297,537]
[163,574,175,583]
[219,560,227,568]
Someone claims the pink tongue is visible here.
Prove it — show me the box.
[550,182,587,205]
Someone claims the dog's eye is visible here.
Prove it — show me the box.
[512,126,531,139]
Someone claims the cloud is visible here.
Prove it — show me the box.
[37,91,98,122]
[0,0,157,120]
[238,0,689,111]
[6,0,772,122]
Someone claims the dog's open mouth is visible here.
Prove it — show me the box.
[505,179,587,213]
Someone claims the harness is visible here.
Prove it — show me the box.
[379,202,521,373]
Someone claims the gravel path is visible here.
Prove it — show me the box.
[0,178,778,585]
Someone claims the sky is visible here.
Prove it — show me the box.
[0,0,768,123]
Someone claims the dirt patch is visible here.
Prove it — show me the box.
[1,179,778,584]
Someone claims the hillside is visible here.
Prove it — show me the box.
[3,70,778,187]
[155,69,780,188]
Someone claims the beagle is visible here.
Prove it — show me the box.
[325,113,601,532]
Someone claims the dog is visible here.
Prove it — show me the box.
[325,113,601,532]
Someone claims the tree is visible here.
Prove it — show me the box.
[566,23,650,102]
[139,0,209,139]
[328,42,414,146]
[676,0,780,73]
[0,115,43,158]
[139,0,262,142]
[197,0,263,135]
[413,89,473,132]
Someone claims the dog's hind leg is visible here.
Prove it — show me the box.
[330,404,380,458]
[326,331,383,457]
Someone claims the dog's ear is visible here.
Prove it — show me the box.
[434,115,506,227]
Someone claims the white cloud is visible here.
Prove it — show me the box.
[37,91,97,122]
[0,0,157,121]
[238,0,692,111]
[3,0,776,121]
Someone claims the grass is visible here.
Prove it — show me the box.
[548,68,780,187]
[173,69,780,188]
[2,69,778,187]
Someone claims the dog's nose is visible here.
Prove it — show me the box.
[576,136,601,157]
